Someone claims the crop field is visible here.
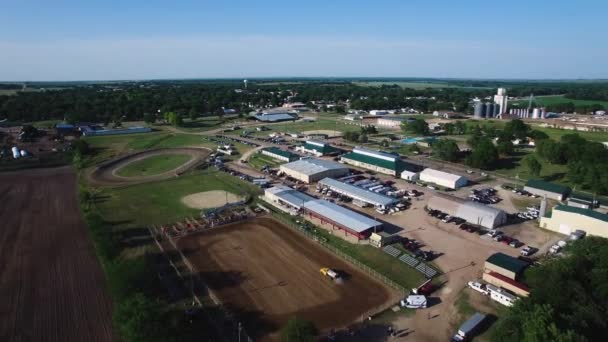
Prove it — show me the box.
[511,95,608,108]
[177,217,395,341]
[0,167,113,342]
[353,81,490,89]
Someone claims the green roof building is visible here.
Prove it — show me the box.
[540,205,608,239]
[485,252,528,280]
[261,147,300,162]
[340,147,405,176]
[524,179,572,201]
[295,140,337,156]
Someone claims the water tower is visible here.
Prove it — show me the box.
[243,79,248,89]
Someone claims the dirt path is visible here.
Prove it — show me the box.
[0,167,114,342]
[88,147,210,186]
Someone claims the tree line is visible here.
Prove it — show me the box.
[492,237,608,341]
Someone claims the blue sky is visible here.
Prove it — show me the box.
[1,0,607,81]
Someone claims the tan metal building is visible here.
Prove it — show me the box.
[540,205,608,238]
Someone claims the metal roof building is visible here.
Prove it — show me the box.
[252,112,298,122]
[427,193,507,229]
[261,147,300,162]
[303,200,382,239]
[263,185,382,239]
[264,185,316,209]
[524,179,571,201]
[341,147,405,176]
[279,158,349,183]
[295,140,337,156]
[540,205,608,238]
[318,177,398,209]
[419,168,468,189]
[484,252,528,280]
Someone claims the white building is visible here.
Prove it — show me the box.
[400,169,420,181]
[419,168,467,189]
[493,88,508,115]
[369,110,389,116]
[427,193,507,229]
[376,116,412,128]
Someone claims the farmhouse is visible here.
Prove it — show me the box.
[540,205,608,239]
[340,147,405,176]
[318,177,398,209]
[419,168,467,189]
[279,158,350,183]
[524,179,571,201]
[261,147,300,162]
[295,140,337,156]
[427,193,507,229]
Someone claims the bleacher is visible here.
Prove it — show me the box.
[383,245,402,258]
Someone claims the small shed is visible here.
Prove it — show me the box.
[484,252,528,280]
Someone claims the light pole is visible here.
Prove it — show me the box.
[238,322,242,342]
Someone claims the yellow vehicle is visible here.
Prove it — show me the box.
[320,267,339,280]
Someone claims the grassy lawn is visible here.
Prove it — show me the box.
[267,119,363,134]
[116,154,192,177]
[532,126,608,142]
[248,152,283,170]
[96,170,261,228]
[311,227,424,291]
[93,170,263,259]
[83,132,225,166]
[491,150,568,182]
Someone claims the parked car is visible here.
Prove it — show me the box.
[520,246,538,256]
[509,239,522,248]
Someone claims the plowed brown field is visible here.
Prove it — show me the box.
[177,217,395,341]
[0,167,114,342]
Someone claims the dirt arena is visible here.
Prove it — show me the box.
[0,167,114,342]
[88,147,210,186]
[177,217,395,341]
[181,190,244,209]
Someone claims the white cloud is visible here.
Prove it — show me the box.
[0,34,606,81]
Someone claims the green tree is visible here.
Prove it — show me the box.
[280,317,317,342]
[497,140,515,156]
[432,139,460,162]
[143,112,156,124]
[188,107,198,121]
[503,119,530,140]
[466,137,498,169]
[114,293,169,342]
[359,133,368,143]
[524,155,542,176]
[493,237,608,342]
[401,118,429,135]
[163,111,183,126]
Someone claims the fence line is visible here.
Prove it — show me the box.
[149,226,253,342]
[268,212,407,295]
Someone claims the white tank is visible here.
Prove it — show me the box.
[532,108,540,119]
[11,146,20,159]
[20,150,27,157]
